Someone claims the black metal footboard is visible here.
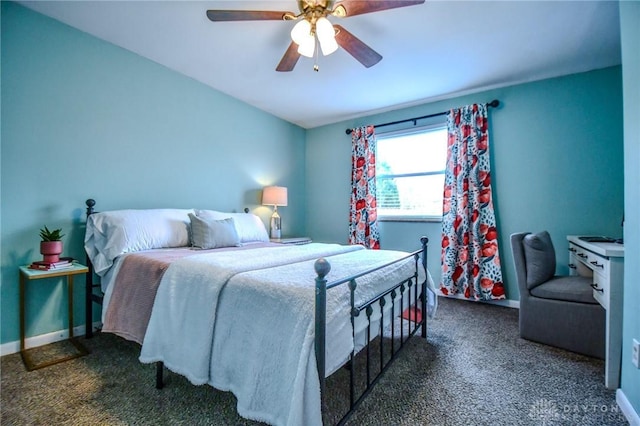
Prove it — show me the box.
[315,237,429,425]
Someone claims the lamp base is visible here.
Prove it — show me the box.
[270,210,281,239]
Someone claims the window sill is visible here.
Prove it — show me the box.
[378,216,442,223]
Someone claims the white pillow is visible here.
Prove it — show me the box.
[193,209,229,221]
[85,209,193,276]
[195,209,269,243]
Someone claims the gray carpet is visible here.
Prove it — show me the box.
[1,297,628,425]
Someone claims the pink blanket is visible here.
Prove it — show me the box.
[102,249,187,343]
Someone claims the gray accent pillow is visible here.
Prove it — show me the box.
[522,231,556,289]
[189,214,240,249]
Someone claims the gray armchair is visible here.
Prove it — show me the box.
[510,231,605,359]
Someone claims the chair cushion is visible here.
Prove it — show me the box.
[529,275,598,304]
[523,231,556,289]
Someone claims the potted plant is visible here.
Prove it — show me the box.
[39,225,65,263]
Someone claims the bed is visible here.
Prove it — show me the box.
[83,199,437,426]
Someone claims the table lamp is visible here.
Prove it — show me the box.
[262,186,288,239]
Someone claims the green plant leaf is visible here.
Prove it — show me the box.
[39,225,64,241]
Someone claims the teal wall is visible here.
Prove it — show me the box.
[619,0,640,418]
[0,2,306,344]
[305,66,624,302]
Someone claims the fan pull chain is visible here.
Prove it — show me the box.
[313,37,319,72]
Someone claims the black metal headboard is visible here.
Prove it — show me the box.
[85,198,101,338]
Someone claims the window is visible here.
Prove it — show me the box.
[375,123,448,221]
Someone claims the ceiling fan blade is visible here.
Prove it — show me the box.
[334,25,382,68]
[276,42,301,72]
[206,10,294,21]
[332,0,424,18]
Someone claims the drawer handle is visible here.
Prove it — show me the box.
[590,261,604,268]
[568,247,576,252]
[568,264,577,269]
[577,253,588,258]
[591,283,604,293]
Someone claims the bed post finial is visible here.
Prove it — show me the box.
[86,199,96,216]
[420,236,429,274]
[314,258,331,278]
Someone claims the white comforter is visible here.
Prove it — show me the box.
[139,243,434,426]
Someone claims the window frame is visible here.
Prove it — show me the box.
[375,122,448,223]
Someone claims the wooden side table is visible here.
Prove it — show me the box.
[19,264,90,371]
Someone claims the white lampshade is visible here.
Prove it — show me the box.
[316,17,338,56]
[297,37,315,58]
[262,186,288,206]
[291,20,315,58]
[290,19,311,44]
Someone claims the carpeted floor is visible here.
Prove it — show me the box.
[1,297,628,425]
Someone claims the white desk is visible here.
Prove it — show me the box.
[567,236,624,389]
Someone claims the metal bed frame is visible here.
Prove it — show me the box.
[83,198,429,425]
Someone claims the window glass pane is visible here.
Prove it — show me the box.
[376,128,447,176]
[377,174,445,218]
[375,125,447,221]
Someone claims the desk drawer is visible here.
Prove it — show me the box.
[569,252,593,277]
[592,272,608,309]
[571,244,609,276]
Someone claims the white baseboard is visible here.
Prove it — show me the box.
[617,389,640,426]
[440,293,520,309]
[0,322,101,357]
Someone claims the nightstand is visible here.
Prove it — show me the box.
[19,264,90,371]
[270,237,312,245]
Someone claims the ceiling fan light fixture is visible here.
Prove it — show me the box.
[316,17,338,56]
[297,36,315,58]
[290,19,311,44]
[291,19,315,58]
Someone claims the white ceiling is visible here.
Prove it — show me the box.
[17,1,621,129]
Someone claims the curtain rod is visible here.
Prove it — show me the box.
[345,99,500,135]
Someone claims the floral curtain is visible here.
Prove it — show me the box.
[441,104,505,300]
[349,125,380,249]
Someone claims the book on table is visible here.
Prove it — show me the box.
[29,257,75,271]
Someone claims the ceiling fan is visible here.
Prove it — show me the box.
[206,0,425,72]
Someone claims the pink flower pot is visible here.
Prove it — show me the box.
[40,241,63,263]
